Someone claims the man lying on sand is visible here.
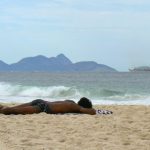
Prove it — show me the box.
[0,97,113,115]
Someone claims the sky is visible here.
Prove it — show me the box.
[0,0,150,71]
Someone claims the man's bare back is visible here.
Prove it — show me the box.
[49,101,96,114]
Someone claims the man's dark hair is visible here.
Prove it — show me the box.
[77,97,92,108]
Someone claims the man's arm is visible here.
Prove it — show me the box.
[79,107,96,115]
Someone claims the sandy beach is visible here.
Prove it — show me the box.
[0,104,150,150]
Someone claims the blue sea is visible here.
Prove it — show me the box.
[0,72,150,105]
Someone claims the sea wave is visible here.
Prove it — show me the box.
[0,82,150,105]
[0,82,81,98]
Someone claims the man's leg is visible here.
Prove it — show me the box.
[7,99,45,109]
[0,102,33,111]
[0,106,41,115]
[11,102,32,108]
[15,99,46,108]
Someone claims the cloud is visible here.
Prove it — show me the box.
[0,0,150,31]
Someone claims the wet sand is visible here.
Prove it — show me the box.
[0,104,150,150]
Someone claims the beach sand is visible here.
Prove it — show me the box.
[0,104,150,150]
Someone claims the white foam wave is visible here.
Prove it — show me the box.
[0,82,150,105]
[0,82,81,100]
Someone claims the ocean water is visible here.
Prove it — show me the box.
[0,72,150,105]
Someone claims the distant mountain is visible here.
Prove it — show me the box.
[0,54,117,72]
[73,61,115,72]
[0,60,9,71]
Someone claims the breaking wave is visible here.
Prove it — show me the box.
[0,82,81,98]
[0,82,150,105]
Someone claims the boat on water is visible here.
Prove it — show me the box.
[129,66,150,72]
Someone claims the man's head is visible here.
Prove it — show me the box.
[77,97,92,108]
